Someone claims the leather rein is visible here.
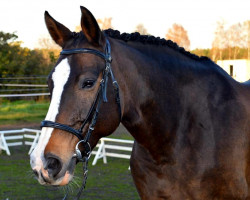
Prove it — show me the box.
[40,38,121,199]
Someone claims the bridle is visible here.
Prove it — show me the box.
[40,38,121,199]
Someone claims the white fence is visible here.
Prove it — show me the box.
[0,93,50,97]
[0,76,49,98]
[0,127,134,167]
[92,138,134,166]
[0,128,40,155]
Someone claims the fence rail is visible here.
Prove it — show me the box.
[0,76,46,80]
[0,93,50,97]
[0,128,40,155]
[0,83,47,87]
[92,138,134,166]
[0,76,49,98]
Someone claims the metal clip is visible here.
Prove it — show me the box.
[74,140,91,162]
[107,55,112,63]
[112,80,119,89]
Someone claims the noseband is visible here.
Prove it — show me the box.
[40,38,121,199]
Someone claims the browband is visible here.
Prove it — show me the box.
[60,48,112,63]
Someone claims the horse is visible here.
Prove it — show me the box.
[30,6,250,200]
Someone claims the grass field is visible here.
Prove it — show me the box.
[0,100,139,199]
[0,100,49,126]
[0,145,139,200]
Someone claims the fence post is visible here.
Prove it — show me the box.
[0,133,11,155]
[92,139,105,166]
[102,139,107,164]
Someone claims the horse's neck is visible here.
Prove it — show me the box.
[111,38,250,165]
[111,39,182,163]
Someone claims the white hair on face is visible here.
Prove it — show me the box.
[30,58,71,171]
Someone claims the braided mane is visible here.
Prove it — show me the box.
[72,29,209,61]
[104,29,210,61]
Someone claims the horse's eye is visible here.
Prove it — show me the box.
[82,80,95,89]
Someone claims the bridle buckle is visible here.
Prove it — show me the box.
[106,55,112,63]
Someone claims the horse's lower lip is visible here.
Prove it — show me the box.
[41,173,51,184]
[59,171,71,186]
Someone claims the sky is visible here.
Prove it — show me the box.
[0,0,249,50]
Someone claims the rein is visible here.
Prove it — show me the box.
[40,38,121,199]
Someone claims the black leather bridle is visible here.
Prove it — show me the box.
[41,38,121,158]
[40,38,121,199]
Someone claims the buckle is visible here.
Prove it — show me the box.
[105,55,112,63]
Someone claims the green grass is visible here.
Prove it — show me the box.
[0,100,139,199]
[0,100,49,125]
[0,145,139,200]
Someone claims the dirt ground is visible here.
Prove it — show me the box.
[0,122,40,130]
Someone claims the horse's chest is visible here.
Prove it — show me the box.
[130,158,199,199]
[130,144,199,199]
[130,142,249,200]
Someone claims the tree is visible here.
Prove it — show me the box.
[135,24,148,35]
[227,23,244,59]
[0,31,21,77]
[37,35,60,65]
[97,18,113,30]
[0,32,17,46]
[212,20,249,60]
[75,17,113,32]
[37,35,60,50]
[165,24,190,50]
[0,31,56,78]
[243,21,250,59]
[191,48,212,58]
[212,20,227,60]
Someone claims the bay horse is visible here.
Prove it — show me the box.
[30,6,250,200]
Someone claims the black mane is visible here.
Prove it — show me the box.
[104,29,210,61]
[72,29,210,61]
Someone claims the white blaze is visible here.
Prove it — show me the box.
[30,58,71,170]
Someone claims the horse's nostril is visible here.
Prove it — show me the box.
[33,169,39,178]
[46,155,62,177]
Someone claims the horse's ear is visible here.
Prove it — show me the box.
[80,6,104,46]
[44,11,72,48]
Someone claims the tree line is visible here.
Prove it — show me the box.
[95,18,250,61]
[209,20,250,61]
[0,31,59,82]
[136,20,249,61]
[0,19,249,80]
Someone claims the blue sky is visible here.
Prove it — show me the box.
[0,0,249,50]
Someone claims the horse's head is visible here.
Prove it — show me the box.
[30,6,121,186]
